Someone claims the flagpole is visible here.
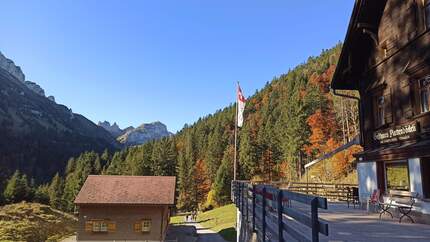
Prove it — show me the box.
[234,82,238,181]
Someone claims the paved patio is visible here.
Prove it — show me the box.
[318,203,430,242]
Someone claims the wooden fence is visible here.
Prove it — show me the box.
[287,182,358,202]
[232,181,329,242]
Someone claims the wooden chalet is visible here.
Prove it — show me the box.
[331,0,430,223]
[74,175,176,242]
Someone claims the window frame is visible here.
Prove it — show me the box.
[377,96,386,126]
[373,91,386,129]
[425,0,430,29]
[419,76,430,113]
[92,220,108,233]
[141,219,152,232]
[384,161,411,192]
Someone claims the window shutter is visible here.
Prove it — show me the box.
[409,80,419,115]
[134,221,142,232]
[372,95,379,126]
[363,97,373,132]
[401,80,414,118]
[107,222,116,232]
[85,221,93,232]
[405,1,418,41]
[384,89,393,124]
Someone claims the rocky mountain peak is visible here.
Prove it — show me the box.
[137,121,166,130]
[98,120,171,146]
[0,51,55,102]
[24,81,45,96]
[97,121,124,138]
[0,51,25,82]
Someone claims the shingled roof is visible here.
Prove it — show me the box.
[74,175,176,205]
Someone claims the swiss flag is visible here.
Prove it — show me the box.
[237,84,246,127]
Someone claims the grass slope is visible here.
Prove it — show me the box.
[0,202,77,242]
[197,204,237,242]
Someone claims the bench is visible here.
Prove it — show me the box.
[346,187,359,208]
[371,190,418,223]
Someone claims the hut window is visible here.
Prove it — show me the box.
[141,219,152,232]
[385,161,410,191]
[375,96,386,127]
[419,77,430,113]
[426,1,430,28]
[92,220,108,232]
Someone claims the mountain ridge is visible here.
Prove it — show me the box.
[0,51,119,184]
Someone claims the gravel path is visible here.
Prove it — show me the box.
[60,235,76,242]
[194,223,228,242]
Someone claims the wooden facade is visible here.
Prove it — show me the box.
[74,175,176,242]
[76,205,170,242]
[332,0,430,223]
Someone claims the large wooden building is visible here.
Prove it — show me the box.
[331,0,430,222]
[74,175,176,242]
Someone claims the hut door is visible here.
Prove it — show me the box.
[376,162,386,194]
[422,158,430,198]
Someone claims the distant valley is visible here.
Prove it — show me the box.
[98,121,172,146]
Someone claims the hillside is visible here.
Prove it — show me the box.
[0,202,77,242]
[35,44,360,215]
[0,52,119,186]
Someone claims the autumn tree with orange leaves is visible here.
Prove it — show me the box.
[193,159,211,207]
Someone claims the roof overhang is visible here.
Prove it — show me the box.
[331,0,388,91]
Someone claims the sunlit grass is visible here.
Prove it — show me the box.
[0,202,77,241]
[197,204,236,242]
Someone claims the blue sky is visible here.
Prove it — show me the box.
[0,0,354,132]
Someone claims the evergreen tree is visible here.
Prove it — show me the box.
[205,126,226,182]
[3,170,29,203]
[48,173,64,209]
[101,149,111,163]
[93,156,102,174]
[34,184,50,204]
[65,158,76,174]
[212,145,234,205]
[239,124,258,180]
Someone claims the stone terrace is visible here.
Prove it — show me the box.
[318,203,430,242]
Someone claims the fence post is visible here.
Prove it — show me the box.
[262,186,266,242]
[234,182,237,205]
[277,189,284,242]
[242,183,245,214]
[246,184,249,223]
[311,197,319,242]
[242,183,245,216]
[252,184,256,233]
[237,182,240,208]
[241,183,244,211]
